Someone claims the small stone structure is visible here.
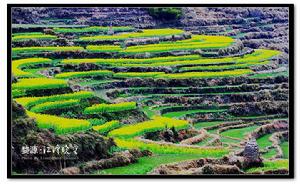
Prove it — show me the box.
[243,138,263,168]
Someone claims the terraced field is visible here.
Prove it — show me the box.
[11,23,289,176]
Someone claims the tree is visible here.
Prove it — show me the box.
[148,8,183,21]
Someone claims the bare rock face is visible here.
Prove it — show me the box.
[242,138,263,169]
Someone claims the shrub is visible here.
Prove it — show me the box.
[148,8,183,20]
[84,102,137,114]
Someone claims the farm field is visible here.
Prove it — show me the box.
[10,6,290,177]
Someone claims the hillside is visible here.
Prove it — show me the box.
[10,6,290,176]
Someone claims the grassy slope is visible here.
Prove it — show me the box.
[280,141,289,159]
[220,125,259,139]
[96,154,202,175]
[257,134,273,149]
[162,109,227,118]
[246,160,288,173]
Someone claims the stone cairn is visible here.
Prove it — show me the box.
[243,138,263,168]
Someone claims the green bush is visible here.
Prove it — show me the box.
[148,8,183,20]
